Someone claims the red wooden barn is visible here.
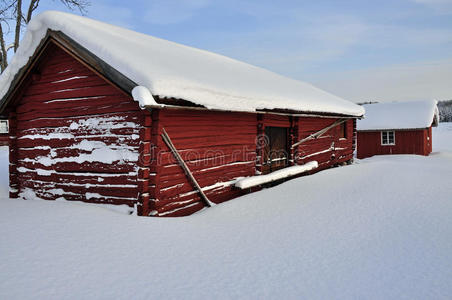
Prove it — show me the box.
[0,11,364,216]
[357,100,439,159]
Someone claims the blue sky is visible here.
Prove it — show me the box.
[34,0,452,102]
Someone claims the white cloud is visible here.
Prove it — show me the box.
[202,14,369,76]
[410,0,452,13]
[313,59,452,102]
[369,27,451,48]
[87,3,135,29]
[206,11,452,82]
[413,0,452,4]
[143,0,210,25]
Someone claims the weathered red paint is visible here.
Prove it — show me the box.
[0,135,8,146]
[5,40,359,217]
[296,117,355,170]
[8,44,142,206]
[357,127,433,159]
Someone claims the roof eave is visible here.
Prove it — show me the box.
[357,127,431,132]
[143,102,363,119]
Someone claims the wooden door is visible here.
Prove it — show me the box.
[262,127,288,174]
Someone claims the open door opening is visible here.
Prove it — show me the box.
[262,126,289,174]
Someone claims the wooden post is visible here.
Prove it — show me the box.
[137,110,152,216]
[161,128,214,208]
[350,119,357,164]
[256,114,264,175]
[148,109,162,215]
[8,112,19,199]
[289,116,299,166]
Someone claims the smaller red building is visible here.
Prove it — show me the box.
[357,100,439,159]
[0,119,8,146]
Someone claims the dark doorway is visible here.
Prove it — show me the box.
[262,126,289,174]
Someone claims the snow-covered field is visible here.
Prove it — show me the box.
[1,124,451,300]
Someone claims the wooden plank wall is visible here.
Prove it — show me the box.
[296,117,355,170]
[0,135,8,146]
[10,45,143,206]
[258,115,354,171]
[148,112,355,217]
[147,109,257,217]
[356,129,429,159]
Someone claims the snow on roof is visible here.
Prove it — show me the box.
[357,100,439,131]
[0,11,364,117]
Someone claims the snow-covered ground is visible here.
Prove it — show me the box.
[1,124,451,300]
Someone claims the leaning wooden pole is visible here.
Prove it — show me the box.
[161,128,214,207]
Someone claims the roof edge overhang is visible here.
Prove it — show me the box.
[142,102,363,119]
[357,127,431,132]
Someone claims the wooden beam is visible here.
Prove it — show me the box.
[292,118,348,149]
[161,128,214,207]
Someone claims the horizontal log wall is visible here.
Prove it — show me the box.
[148,112,355,217]
[149,109,257,216]
[296,117,355,170]
[12,45,142,207]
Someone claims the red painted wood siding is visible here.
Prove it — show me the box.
[0,134,8,146]
[144,112,355,217]
[10,45,143,206]
[256,115,355,173]
[356,128,431,159]
[295,118,355,170]
[145,108,257,217]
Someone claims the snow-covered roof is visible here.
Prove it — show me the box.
[357,100,439,131]
[0,11,364,117]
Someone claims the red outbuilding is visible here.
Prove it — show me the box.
[0,119,8,146]
[357,100,439,159]
[0,12,364,216]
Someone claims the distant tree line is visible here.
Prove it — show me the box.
[438,100,452,122]
[356,101,379,106]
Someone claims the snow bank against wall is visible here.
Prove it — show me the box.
[236,161,318,189]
